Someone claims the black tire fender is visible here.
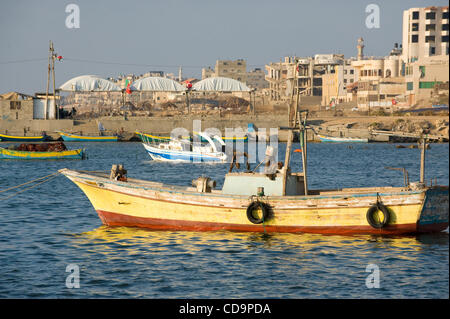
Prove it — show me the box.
[366,203,390,228]
[246,201,269,224]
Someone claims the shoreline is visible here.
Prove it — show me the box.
[0,113,448,143]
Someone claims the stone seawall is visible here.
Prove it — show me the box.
[0,114,294,141]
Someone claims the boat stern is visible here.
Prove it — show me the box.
[417,186,449,233]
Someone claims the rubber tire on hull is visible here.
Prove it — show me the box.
[366,203,390,229]
[246,201,269,224]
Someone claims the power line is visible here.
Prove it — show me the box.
[0,58,47,65]
[0,57,266,69]
[62,58,266,69]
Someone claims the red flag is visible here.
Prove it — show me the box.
[125,79,132,94]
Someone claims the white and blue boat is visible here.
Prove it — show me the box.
[139,132,227,163]
[317,134,368,143]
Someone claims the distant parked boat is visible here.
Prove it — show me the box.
[0,142,85,160]
[57,131,118,142]
[317,134,368,143]
[0,133,47,142]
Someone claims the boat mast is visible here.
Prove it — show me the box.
[419,135,427,184]
[282,59,309,195]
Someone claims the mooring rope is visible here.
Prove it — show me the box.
[0,172,61,201]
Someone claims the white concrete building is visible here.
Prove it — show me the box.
[402,6,449,63]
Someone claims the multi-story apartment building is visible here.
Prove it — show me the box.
[402,6,449,63]
[214,59,247,83]
[201,59,269,90]
[401,6,449,105]
[246,68,268,90]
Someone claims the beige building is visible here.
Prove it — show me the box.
[321,62,357,106]
[404,55,449,105]
[402,6,449,63]
[350,38,406,110]
[201,59,248,84]
[214,59,247,83]
[246,68,268,90]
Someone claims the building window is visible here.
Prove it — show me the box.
[412,11,419,19]
[406,82,413,91]
[10,101,21,110]
[443,24,449,31]
[443,11,449,19]
[429,47,436,55]
[411,34,419,43]
[442,36,449,42]
[378,69,383,76]
[425,36,435,43]
[425,12,436,20]
[419,66,426,77]
[411,23,419,31]
[350,70,354,74]
[419,81,441,89]
[426,24,436,31]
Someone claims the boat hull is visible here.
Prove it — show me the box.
[317,134,368,143]
[58,132,118,142]
[60,169,449,235]
[0,134,47,142]
[1,148,85,160]
[143,143,226,162]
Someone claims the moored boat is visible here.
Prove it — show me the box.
[137,131,227,163]
[0,133,47,142]
[135,131,248,143]
[317,134,368,143]
[59,167,448,235]
[1,142,85,160]
[57,131,118,142]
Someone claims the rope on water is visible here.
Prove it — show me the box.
[0,172,61,201]
[0,172,60,193]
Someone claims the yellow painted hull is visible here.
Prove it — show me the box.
[1,147,85,160]
[60,169,449,235]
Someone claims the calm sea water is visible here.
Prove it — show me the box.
[0,141,448,299]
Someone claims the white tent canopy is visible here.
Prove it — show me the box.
[192,77,251,92]
[130,77,185,92]
[58,75,122,92]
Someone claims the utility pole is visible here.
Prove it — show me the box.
[45,41,59,120]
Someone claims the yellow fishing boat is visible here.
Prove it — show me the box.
[59,167,448,235]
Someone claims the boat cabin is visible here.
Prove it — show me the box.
[222,171,305,196]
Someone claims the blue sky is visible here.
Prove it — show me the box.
[0,0,448,93]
